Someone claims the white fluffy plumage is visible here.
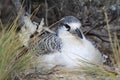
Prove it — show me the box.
[36,16,104,69]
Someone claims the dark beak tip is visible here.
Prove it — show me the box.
[75,28,83,39]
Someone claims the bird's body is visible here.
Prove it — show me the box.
[29,16,104,69]
[36,34,103,69]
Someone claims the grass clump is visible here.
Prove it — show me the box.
[0,19,34,80]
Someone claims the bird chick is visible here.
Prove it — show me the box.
[29,16,104,70]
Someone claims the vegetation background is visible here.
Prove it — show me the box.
[0,0,120,80]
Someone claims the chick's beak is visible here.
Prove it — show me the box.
[75,28,83,39]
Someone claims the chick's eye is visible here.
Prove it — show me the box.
[64,24,70,31]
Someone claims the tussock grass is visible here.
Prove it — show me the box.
[112,34,120,68]
[0,19,35,80]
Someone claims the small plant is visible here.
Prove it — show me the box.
[0,19,35,80]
